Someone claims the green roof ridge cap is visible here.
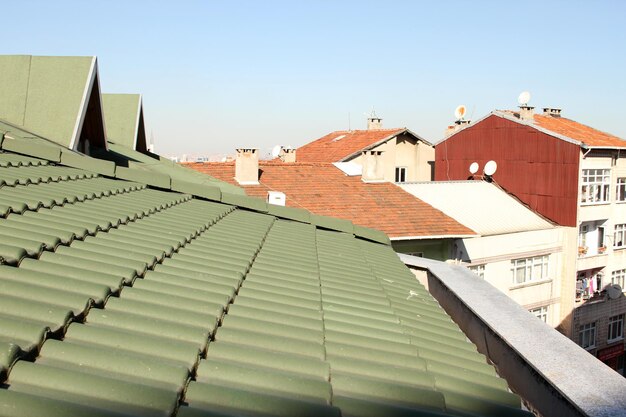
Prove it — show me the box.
[60,149,115,176]
[312,214,354,234]
[353,224,391,245]
[115,166,171,189]
[221,192,268,213]
[1,134,61,162]
[266,204,311,223]
[170,179,221,201]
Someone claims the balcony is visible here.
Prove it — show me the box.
[577,246,608,271]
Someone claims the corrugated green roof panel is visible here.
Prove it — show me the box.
[102,94,142,150]
[0,56,97,149]
[0,141,529,416]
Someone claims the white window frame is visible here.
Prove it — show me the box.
[579,322,597,349]
[614,224,626,249]
[617,178,626,202]
[530,306,548,323]
[608,314,624,343]
[611,269,626,289]
[511,255,549,285]
[581,169,610,204]
[468,264,485,279]
[395,166,407,183]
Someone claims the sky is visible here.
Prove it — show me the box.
[3,0,626,157]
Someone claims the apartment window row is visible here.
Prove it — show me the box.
[612,269,626,289]
[395,166,407,183]
[614,224,626,248]
[608,315,625,343]
[579,322,597,349]
[581,169,610,204]
[511,255,549,285]
[581,169,626,204]
[530,306,548,323]
[579,315,624,350]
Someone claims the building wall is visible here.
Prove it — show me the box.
[434,115,580,226]
[391,238,452,261]
[458,227,577,331]
[351,132,434,182]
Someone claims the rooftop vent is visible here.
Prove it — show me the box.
[543,108,562,117]
[267,191,286,206]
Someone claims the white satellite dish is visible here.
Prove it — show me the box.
[518,91,531,106]
[484,160,498,176]
[454,105,467,120]
[271,145,282,158]
[469,162,479,174]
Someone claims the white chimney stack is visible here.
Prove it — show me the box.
[361,150,385,182]
[279,147,296,163]
[235,148,259,185]
[367,111,383,130]
[518,105,535,122]
[543,107,562,117]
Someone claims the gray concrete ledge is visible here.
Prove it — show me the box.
[399,254,626,417]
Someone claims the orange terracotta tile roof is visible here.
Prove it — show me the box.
[495,110,626,148]
[185,161,476,238]
[296,128,407,162]
[532,114,626,148]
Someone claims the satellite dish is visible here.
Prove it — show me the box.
[454,105,467,120]
[518,91,531,106]
[271,145,282,158]
[484,160,498,176]
[607,284,623,299]
[469,162,479,174]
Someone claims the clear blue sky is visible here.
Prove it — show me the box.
[3,1,626,156]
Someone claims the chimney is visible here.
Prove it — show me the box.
[361,150,385,182]
[543,107,562,117]
[445,119,471,137]
[278,147,296,163]
[367,110,383,130]
[235,148,259,185]
[518,105,535,122]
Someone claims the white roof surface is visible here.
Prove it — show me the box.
[398,181,554,236]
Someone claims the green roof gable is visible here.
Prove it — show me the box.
[0,55,106,152]
[102,94,147,151]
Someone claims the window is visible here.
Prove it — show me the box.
[614,224,626,248]
[612,269,626,288]
[395,167,407,183]
[608,315,624,343]
[581,169,610,204]
[530,306,548,323]
[579,322,597,349]
[468,264,485,279]
[617,178,626,202]
[578,224,588,250]
[511,255,549,285]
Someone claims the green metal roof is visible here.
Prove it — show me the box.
[0,133,531,417]
[102,94,147,151]
[0,56,106,151]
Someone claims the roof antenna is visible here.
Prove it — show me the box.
[348,112,351,131]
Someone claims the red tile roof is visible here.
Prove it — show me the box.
[495,110,626,148]
[532,114,626,148]
[296,129,407,162]
[186,161,476,238]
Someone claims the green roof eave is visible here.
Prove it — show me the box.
[266,205,312,224]
[60,149,115,176]
[312,214,354,234]
[353,224,391,245]
[221,192,268,212]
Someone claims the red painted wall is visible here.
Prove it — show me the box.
[435,115,580,226]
